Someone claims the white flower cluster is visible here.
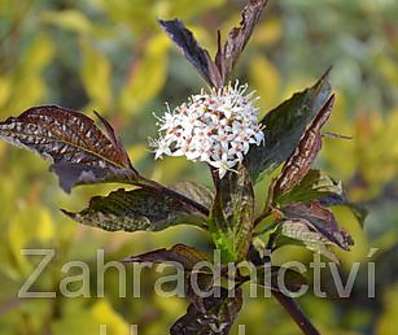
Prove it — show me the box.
[152,82,265,178]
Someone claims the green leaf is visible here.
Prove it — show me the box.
[62,188,208,233]
[245,69,332,182]
[275,169,367,226]
[275,169,344,205]
[170,287,243,335]
[209,165,255,262]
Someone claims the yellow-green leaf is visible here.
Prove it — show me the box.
[80,39,112,111]
[119,34,169,115]
[249,55,280,111]
[41,10,93,34]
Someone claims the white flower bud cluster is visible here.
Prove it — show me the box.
[152,82,265,178]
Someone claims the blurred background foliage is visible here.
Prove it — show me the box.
[0,0,397,334]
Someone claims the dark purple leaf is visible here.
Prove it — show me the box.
[124,244,214,310]
[216,0,269,81]
[273,95,335,196]
[159,19,222,88]
[281,201,354,250]
[0,105,138,192]
[62,188,207,232]
[245,69,332,182]
[170,287,243,335]
[123,243,209,269]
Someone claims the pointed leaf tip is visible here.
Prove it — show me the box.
[0,105,139,192]
[63,188,208,233]
[282,201,354,251]
[215,0,269,81]
[159,18,222,88]
[245,69,333,182]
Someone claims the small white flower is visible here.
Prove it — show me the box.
[151,138,171,159]
[152,81,265,178]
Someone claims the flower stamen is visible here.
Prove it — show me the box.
[152,81,265,178]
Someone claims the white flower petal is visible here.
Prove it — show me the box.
[152,81,265,178]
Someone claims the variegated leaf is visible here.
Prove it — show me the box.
[62,188,207,233]
[170,287,243,335]
[0,105,138,192]
[171,181,214,210]
[279,218,339,262]
[215,0,269,82]
[210,165,255,262]
[281,201,354,251]
[273,95,335,197]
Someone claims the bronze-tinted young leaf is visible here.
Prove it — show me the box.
[0,105,138,192]
[171,181,214,210]
[281,201,354,250]
[273,95,335,197]
[170,287,243,335]
[245,69,332,182]
[159,19,222,88]
[62,188,207,233]
[215,0,269,82]
[210,165,255,262]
